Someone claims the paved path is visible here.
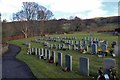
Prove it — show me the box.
[2,44,36,79]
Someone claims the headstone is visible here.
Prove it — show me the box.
[78,45,82,51]
[32,48,34,53]
[53,44,57,49]
[47,50,51,59]
[83,40,87,47]
[84,45,88,52]
[80,57,89,76]
[114,45,119,56]
[61,44,65,50]
[52,51,55,63]
[78,41,81,45]
[35,48,38,55]
[28,43,31,48]
[96,40,100,47]
[58,52,62,66]
[50,44,53,49]
[68,45,71,50]
[103,58,116,73]
[38,48,41,56]
[92,43,97,54]
[65,54,72,71]
[89,40,93,47]
[44,49,47,59]
[58,44,61,50]
[74,41,77,45]
[41,48,44,56]
[72,45,76,50]
[29,48,32,55]
[102,44,107,52]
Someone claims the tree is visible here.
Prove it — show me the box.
[13,2,53,38]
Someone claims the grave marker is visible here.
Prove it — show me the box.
[65,54,72,71]
[58,52,62,66]
[52,51,55,63]
[80,57,89,76]
[92,43,97,54]
[103,58,116,73]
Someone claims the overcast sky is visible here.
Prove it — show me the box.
[0,0,119,21]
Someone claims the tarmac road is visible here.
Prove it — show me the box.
[2,44,36,79]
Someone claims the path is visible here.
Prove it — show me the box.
[2,44,36,79]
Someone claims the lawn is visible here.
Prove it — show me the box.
[9,32,119,79]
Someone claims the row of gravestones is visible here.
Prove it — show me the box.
[27,47,116,77]
[38,36,110,51]
[26,37,119,57]
[35,40,108,55]
[31,39,118,57]
[39,36,103,47]
[27,47,89,76]
[39,36,77,41]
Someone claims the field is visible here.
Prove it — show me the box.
[9,32,119,79]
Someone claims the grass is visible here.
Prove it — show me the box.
[9,32,119,79]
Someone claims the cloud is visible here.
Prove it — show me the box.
[0,0,118,21]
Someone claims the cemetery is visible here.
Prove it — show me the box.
[1,1,119,79]
[9,32,119,79]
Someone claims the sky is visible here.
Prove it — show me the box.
[0,0,119,21]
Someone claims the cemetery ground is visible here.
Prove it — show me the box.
[9,32,119,79]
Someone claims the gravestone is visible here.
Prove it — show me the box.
[38,48,41,56]
[102,44,107,52]
[68,45,71,50]
[96,40,100,47]
[72,45,76,50]
[92,43,97,54]
[61,44,65,50]
[29,48,32,55]
[58,52,62,66]
[58,44,61,50]
[52,51,55,63]
[53,44,57,49]
[47,50,51,59]
[89,40,93,47]
[84,45,88,52]
[83,40,87,47]
[32,48,34,53]
[50,44,53,49]
[114,45,119,56]
[28,43,31,48]
[74,41,77,45]
[78,41,81,45]
[65,54,72,71]
[44,49,47,59]
[41,48,44,56]
[103,58,116,73]
[35,48,38,55]
[80,57,89,76]
[78,45,82,51]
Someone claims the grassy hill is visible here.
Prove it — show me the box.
[9,32,119,79]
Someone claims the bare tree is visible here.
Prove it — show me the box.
[13,2,53,38]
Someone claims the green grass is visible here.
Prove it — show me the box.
[9,32,120,79]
